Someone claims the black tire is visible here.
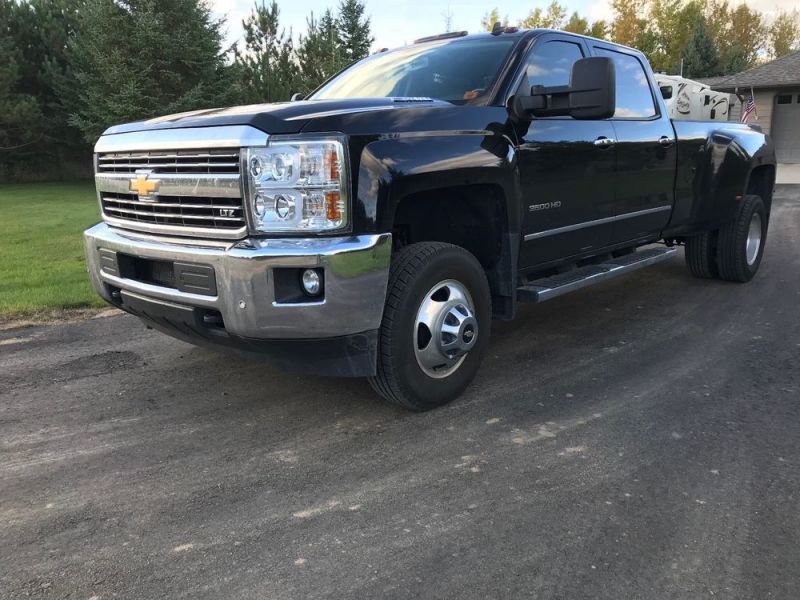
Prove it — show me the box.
[685,230,719,279]
[716,194,767,283]
[368,242,491,411]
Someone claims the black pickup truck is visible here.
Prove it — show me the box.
[84,28,776,410]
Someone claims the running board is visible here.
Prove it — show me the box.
[517,247,677,303]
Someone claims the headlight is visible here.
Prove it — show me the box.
[245,136,348,233]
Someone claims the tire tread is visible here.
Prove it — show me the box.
[368,242,479,410]
[716,194,765,283]
[685,230,718,279]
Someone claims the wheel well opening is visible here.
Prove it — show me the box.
[392,185,506,271]
[391,185,512,312]
[747,165,776,213]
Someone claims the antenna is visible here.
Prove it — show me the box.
[492,21,503,35]
[442,4,453,32]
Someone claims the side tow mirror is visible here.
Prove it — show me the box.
[290,92,306,102]
[511,56,616,121]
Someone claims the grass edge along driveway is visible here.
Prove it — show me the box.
[0,182,106,318]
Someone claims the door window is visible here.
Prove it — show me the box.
[520,40,584,92]
[594,48,657,119]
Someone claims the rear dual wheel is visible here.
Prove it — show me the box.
[369,242,491,411]
[685,194,767,283]
[716,194,767,282]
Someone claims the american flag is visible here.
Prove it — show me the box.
[740,92,756,123]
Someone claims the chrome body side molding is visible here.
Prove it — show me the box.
[524,205,673,242]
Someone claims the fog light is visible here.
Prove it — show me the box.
[301,269,321,295]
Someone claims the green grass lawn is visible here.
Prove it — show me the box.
[0,182,106,317]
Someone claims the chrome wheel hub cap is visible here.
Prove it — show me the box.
[746,212,762,266]
[414,279,478,379]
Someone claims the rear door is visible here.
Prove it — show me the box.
[516,34,617,268]
[591,45,676,243]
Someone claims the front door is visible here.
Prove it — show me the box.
[516,36,617,269]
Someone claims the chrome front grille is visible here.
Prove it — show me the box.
[100,192,245,230]
[97,150,240,174]
[95,148,246,240]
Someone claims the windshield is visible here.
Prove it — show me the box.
[310,37,517,103]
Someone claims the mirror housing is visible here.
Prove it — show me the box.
[660,85,673,99]
[511,56,615,121]
[290,92,305,102]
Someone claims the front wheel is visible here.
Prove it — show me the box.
[369,242,491,411]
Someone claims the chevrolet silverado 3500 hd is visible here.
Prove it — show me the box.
[84,28,776,410]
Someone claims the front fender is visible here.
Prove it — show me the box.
[355,131,520,236]
[352,128,522,316]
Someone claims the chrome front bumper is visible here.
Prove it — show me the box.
[83,223,391,340]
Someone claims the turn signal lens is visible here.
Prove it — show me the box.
[325,147,340,181]
[326,191,341,222]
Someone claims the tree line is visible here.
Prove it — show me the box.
[0,0,372,181]
[483,0,799,78]
[3,0,798,182]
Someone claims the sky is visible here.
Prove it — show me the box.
[210,0,798,53]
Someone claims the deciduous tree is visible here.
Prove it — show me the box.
[769,9,800,58]
[520,0,567,29]
[648,0,704,73]
[610,0,648,48]
[481,8,504,32]
[723,3,765,70]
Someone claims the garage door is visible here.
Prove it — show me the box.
[772,90,800,163]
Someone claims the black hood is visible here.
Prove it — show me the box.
[102,98,453,136]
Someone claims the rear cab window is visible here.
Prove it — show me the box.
[593,47,658,119]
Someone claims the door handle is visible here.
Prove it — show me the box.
[658,136,675,147]
[593,136,615,148]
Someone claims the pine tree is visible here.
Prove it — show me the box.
[0,30,43,156]
[589,20,608,39]
[234,0,298,103]
[297,9,346,94]
[1,0,85,180]
[680,17,719,78]
[62,0,234,143]
[336,0,372,63]
[563,12,590,35]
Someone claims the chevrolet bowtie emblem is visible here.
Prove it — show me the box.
[129,172,160,201]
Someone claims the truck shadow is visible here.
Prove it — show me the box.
[203,253,713,418]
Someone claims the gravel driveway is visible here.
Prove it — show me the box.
[2,186,799,599]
